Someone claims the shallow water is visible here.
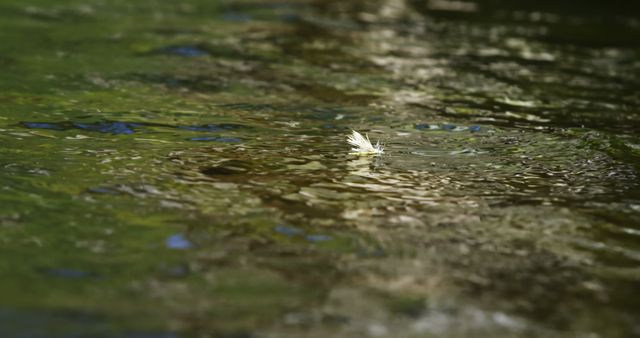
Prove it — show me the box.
[1,0,639,337]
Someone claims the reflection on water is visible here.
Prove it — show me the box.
[0,0,639,337]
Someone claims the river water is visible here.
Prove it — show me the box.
[1,0,639,337]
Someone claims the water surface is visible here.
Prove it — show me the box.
[1,0,639,337]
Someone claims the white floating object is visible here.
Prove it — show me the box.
[347,130,384,155]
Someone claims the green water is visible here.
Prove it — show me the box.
[1,0,639,337]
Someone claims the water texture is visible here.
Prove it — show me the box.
[0,0,639,337]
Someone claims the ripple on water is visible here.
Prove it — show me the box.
[2,0,640,337]
[189,136,242,142]
[179,123,248,132]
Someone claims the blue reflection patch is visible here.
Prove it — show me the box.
[22,121,142,135]
[166,234,193,250]
[305,234,332,242]
[73,122,139,135]
[162,46,209,57]
[274,225,305,236]
[21,122,66,130]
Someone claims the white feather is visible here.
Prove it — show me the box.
[347,130,384,155]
